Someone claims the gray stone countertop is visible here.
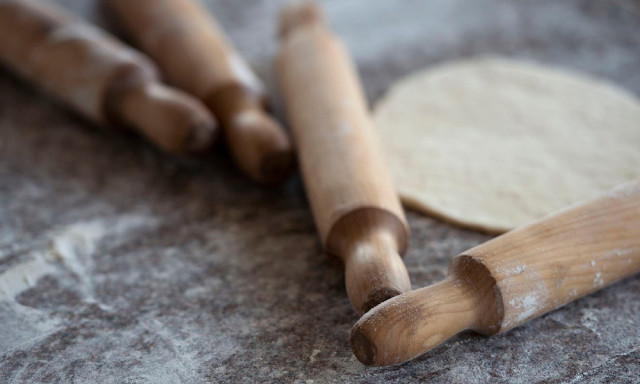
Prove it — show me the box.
[1,0,639,383]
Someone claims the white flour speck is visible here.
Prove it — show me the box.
[309,349,321,363]
[593,272,604,287]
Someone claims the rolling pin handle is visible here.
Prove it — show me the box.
[338,226,410,316]
[206,84,295,183]
[351,277,480,366]
[108,77,217,154]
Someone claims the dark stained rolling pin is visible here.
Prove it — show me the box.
[277,2,411,315]
[0,0,217,155]
[105,0,295,183]
[351,180,640,366]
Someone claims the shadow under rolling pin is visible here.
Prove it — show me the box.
[0,0,217,155]
[105,0,295,184]
[277,2,411,315]
[351,180,640,366]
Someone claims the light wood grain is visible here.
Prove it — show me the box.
[351,180,640,365]
[276,2,410,315]
[0,0,216,155]
[105,0,295,183]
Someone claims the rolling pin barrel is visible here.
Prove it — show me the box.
[277,2,411,315]
[105,0,295,183]
[352,180,640,366]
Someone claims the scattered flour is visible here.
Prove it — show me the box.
[509,291,544,325]
[498,264,527,278]
[593,272,604,288]
[501,266,549,329]
[602,247,638,260]
[0,214,157,357]
[0,252,57,301]
[0,214,157,302]
[309,349,321,363]
[0,301,60,352]
[579,309,603,337]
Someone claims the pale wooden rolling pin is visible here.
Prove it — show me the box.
[351,180,640,366]
[0,0,217,155]
[105,0,295,183]
[277,2,411,315]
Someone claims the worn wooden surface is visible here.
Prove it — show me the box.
[1,0,639,382]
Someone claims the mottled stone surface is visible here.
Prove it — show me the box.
[1,0,640,383]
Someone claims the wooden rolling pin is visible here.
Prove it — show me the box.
[351,180,640,366]
[277,2,411,315]
[105,0,295,183]
[0,0,217,155]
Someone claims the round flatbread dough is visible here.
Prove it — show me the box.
[374,57,640,233]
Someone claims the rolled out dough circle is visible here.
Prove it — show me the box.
[374,58,640,233]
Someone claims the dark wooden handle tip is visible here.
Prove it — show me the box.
[258,144,297,184]
[350,326,377,366]
[206,85,295,183]
[114,82,218,155]
[184,114,218,153]
[226,109,295,183]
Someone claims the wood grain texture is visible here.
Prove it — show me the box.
[276,2,410,315]
[0,0,216,155]
[352,180,640,366]
[105,0,295,183]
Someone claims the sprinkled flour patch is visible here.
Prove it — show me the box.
[593,272,604,288]
[0,251,57,300]
[509,290,545,325]
[499,264,527,278]
[0,214,158,355]
[0,214,157,302]
[500,265,549,329]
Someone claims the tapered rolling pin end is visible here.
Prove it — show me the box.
[350,326,377,366]
[206,84,295,183]
[260,146,297,184]
[342,229,411,316]
[279,1,325,38]
[112,82,218,155]
[227,109,296,183]
[186,117,217,153]
[351,278,481,366]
